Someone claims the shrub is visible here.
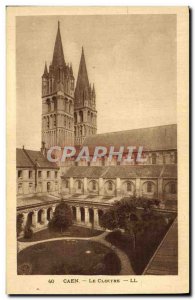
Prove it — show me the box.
[109,229,122,240]
[103,251,121,275]
[17,262,32,275]
[92,262,106,275]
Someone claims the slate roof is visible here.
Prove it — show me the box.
[83,124,177,152]
[17,195,60,209]
[52,22,65,67]
[16,148,59,169]
[16,148,34,168]
[62,165,177,179]
[75,47,90,103]
[143,218,178,275]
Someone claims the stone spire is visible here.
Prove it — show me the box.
[75,47,90,102]
[42,62,48,77]
[52,21,65,67]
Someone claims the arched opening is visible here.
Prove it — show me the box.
[47,207,53,221]
[79,111,83,122]
[108,181,113,191]
[98,209,103,225]
[89,208,94,225]
[27,212,33,227]
[80,207,85,222]
[72,206,76,221]
[74,112,77,123]
[38,209,43,224]
[78,180,82,190]
[127,182,132,192]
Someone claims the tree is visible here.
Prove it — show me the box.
[48,202,73,233]
[99,199,137,231]
[100,199,145,249]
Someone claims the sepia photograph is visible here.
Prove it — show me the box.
[6,6,189,294]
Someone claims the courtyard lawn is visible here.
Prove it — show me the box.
[106,219,174,275]
[19,225,103,242]
[17,240,121,275]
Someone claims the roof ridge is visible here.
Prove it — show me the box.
[84,124,177,138]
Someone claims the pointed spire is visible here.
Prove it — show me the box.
[70,63,73,76]
[42,62,48,77]
[52,21,65,67]
[75,47,90,101]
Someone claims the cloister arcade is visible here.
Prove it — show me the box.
[17,202,105,233]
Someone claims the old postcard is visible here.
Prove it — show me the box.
[7,6,189,294]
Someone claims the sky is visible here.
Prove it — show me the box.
[16,14,176,150]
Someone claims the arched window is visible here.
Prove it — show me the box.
[78,181,82,189]
[47,116,50,129]
[152,153,156,164]
[79,111,83,123]
[147,182,152,193]
[53,114,56,127]
[74,113,77,123]
[65,180,69,188]
[170,183,176,194]
[47,182,51,192]
[92,181,96,190]
[127,182,132,191]
[108,181,113,191]
[48,101,51,112]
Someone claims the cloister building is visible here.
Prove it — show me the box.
[16,22,177,234]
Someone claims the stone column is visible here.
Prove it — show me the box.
[69,177,74,194]
[116,177,121,196]
[76,206,81,224]
[84,207,90,226]
[50,208,54,220]
[135,178,141,198]
[94,208,99,229]
[32,210,38,228]
[98,178,104,196]
[22,212,28,229]
[83,177,88,195]
[42,208,48,225]
[158,178,163,200]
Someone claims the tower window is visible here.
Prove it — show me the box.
[78,181,82,189]
[29,171,33,179]
[55,171,58,178]
[54,115,56,127]
[47,171,50,178]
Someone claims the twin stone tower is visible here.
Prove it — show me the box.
[41,22,97,151]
